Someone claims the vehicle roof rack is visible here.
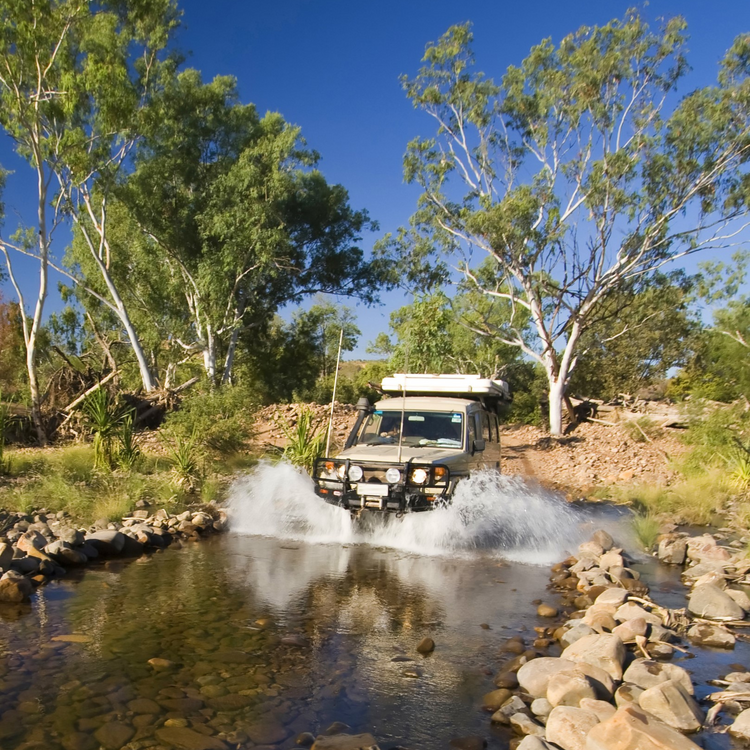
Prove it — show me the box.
[380,373,511,403]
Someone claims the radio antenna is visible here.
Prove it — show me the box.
[325,328,344,458]
[397,341,411,464]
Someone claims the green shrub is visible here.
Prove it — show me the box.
[163,385,255,455]
[162,430,202,491]
[279,406,326,472]
[81,389,131,470]
[632,512,660,551]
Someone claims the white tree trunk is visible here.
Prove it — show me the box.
[203,325,217,384]
[221,326,240,385]
[547,376,565,437]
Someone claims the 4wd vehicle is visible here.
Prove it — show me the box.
[312,374,510,513]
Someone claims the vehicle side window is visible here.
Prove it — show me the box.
[492,413,500,442]
[467,413,477,445]
[481,411,493,443]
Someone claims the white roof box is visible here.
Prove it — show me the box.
[381,373,511,401]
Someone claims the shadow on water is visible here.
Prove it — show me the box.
[0,464,745,749]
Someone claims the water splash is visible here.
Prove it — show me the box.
[228,461,586,563]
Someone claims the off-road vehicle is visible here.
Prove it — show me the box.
[312,374,510,513]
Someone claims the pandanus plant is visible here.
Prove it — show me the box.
[82,389,133,470]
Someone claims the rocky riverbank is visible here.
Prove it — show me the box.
[0,503,228,603]
[463,528,750,750]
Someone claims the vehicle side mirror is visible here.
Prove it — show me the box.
[472,438,486,454]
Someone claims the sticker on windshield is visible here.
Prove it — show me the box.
[451,414,462,423]
[374,410,383,415]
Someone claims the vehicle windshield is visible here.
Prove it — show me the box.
[356,410,464,448]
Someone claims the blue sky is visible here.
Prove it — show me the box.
[2,0,750,358]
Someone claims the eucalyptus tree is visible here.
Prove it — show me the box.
[0,0,179,421]
[119,70,381,386]
[385,14,750,434]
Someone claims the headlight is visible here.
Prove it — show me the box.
[385,468,401,484]
[348,465,363,481]
[410,468,428,485]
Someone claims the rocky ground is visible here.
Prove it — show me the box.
[500,423,685,498]
[0,503,228,604]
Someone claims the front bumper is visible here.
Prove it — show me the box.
[312,458,452,512]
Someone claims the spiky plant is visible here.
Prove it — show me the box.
[162,430,202,492]
[117,413,142,470]
[278,406,326,473]
[82,389,129,470]
[632,511,660,552]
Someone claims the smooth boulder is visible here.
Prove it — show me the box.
[545,706,600,750]
[561,634,626,681]
[586,705,701,750]
[688,583,744,620]
[637,680,704,732]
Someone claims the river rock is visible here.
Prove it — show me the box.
[55,527,85,546]
[614,603,661,626]
[727,588,750,612]
[561,623,596,648]
[517,739,558,750]
[531,698,553,719]
[561,634,626,681]
[547,669,598,707]
[155,726,228,750]
[614,684,644,708]
[622,659,693,695]
[85,530,125,556]
[0,543,13,571]
[510,713,546,736]
[591,530,614,552]
[687,622,736,648]
[586,705,702,750]
[17,529,47,554]
[612,617,647,642]
[599,552,624,571]
[687,534,730,563]
[93,721,135,750]
[45,540,87,566]
[657,538,687,565]
[688,583,744,620]
[595,589,628,607]
[518,658,577,698]
[482,689,512,711]
[538,603,558,618]
[545,706,600,750]
[579,541,604,560]
[637,680,704,732]
[417,637,435,654]
[0,570,33,602]
[579,699,616,722]
[490,696,528,725]
[730,708,750,741]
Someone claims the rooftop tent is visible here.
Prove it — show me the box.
[380,373,511,402]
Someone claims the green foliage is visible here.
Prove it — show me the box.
[680,403,750,475]
[0,296,26,401]
[117,414,142,470]
[163,385,255,455]
[161,431,202,492]
[569,273,698,400]
[279,407,326,472]
[632,512,661,552]
[81,389,132,470]
[385,12,750,435]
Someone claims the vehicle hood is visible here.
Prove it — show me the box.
[336,444,462,465]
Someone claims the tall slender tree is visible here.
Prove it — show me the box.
[385,15,750,434]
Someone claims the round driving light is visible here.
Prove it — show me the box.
[411,468,428,484]
[336,464,346,479]
[385,468,401,484]
[348,465,363,482]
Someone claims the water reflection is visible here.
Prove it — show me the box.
[0,534,558,750]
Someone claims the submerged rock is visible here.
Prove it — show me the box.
[687,622,736,648]
[0,570,32,602]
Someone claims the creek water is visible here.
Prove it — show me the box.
[0,464,746,749]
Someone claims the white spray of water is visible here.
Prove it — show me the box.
[228,462,586,563]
